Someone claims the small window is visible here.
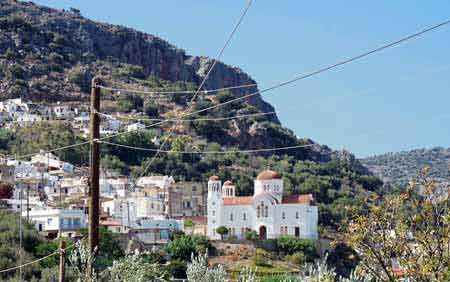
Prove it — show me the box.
[230,213,234,221]
[243,213,246,221]
[282,212,286,219]
[265,206,269,217]
[212,210,215,216]
[296,212,299,219]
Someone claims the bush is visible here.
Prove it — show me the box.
[166,260,187,279]
[164,235,211,261]
[144,102,159,118]
[48,52,64,65]
[101,155,128,174]
[105,252,170,282]
[252,248,271,267]
[8,64,25,79]
[276,236,316,262]
[113,64,145,79]
[117,93,143,112]
[285,252,306,266]
[5,48,16,60]
[68,67,92,93]
[244,230,258,241]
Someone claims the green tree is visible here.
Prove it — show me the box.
[117,93,143,112]
[164,235,211,261]
[144,102,159,118]
[276,236,316,261]
[216,226,228,240]
[101,155,128,174]
[244,230,258,241]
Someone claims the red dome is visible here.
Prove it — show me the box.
[256,170,282,180]
[209,175,220,181]
[223,180,233,186]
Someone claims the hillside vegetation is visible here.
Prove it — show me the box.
[361,147,450,188]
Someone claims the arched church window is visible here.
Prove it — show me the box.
[264,206,269,217]
[230,213,233,221]
[296,211,299,219]
[243,213,246,220]
[282,212,286,219]
[257,206,261,218]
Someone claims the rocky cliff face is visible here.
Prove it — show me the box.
[0,0,276,120]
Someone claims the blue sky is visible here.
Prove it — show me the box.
[34,1,450,157]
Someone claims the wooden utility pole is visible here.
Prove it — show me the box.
[88,77,101,281]
[26,183,30,221]
[59,240,66,282]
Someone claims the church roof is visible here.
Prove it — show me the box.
[222,194,314,206]
[223,196,253,205]
[282,194,314,205]
[256,170,282,180]
[209,175,220,181]
[223,180,233,186]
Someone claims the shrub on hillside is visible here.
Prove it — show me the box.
[276,236,316,262]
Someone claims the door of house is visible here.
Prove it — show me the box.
[259,226,267,240]
[295,227,300,238]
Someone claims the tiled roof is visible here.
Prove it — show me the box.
[223,180,233,186]
[100,220,123,227]
[282,194,313,204]
[223,196,253,205]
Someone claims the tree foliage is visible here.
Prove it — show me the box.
[164,235,211,262]
[216,226,228,240]
[344,166,450,281]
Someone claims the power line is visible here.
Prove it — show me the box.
[190,0,254,102]
[96,111,276,123]
[136,0,255,182]
[0,251,60,274]
[97,83,257,95]
[100,140,315,154]
[4,19,449,162]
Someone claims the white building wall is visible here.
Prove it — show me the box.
[273,204,318,239]
[220,205,254,239]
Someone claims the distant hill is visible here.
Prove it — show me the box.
[361,147,450,188]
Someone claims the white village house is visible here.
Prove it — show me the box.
[23,208,87,238]
[207,170,318,240]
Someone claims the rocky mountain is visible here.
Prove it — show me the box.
[0,0,274,115]
[361,147,450,188]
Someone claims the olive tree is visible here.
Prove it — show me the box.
[344,166,450,282]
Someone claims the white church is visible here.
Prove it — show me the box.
[207,170,318,240]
